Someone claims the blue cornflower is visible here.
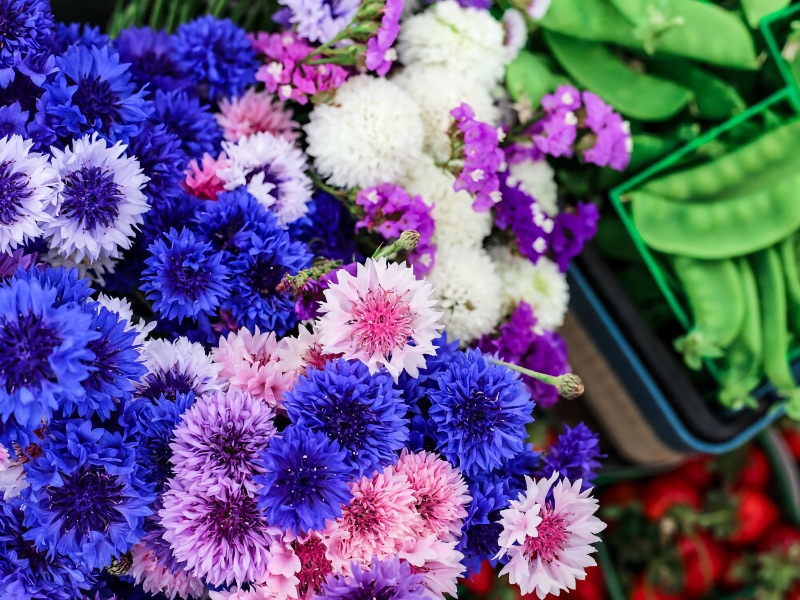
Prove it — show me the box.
[50,22,109,53]
[538,423,603,490]
[0,102,28,137]
[320,556,428,600]
[0,276,97,431]
[457,479,510,575]
[0,497,94,600]
[33,44,152,147]
[140,190,202,246]
[173,16,257,102]
[428,349,534,477]
[398,332,461,407]
[192,188,267,256]
[11,265,94,305]
[287,192,362,263]
[132,392,195,491]
[284,358,408,476]
[151,89,222,159]
[0,0,54,88]
[142,227,231,322]
[497,445,541,498]
[115,26,191,94]
[123,120,187,204]
[21,418,154,571]
[59,304,147,420]
[255,426,353,535]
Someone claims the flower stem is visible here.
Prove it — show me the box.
[372,231,420,259]
[491,360,585,399]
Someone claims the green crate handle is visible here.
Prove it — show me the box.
[761,3,800,113]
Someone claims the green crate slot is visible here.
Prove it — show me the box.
[762,3,800,112]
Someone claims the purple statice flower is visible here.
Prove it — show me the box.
[252,31,349,105]
[581,90,614,131]
[494,172,553,264]
[365,0,403,77]
[449,103,505,212]
[279,0,360,43]
[356,183,436,275]
[533,108,578,159]
[50,22,109,53]
[550,201,600,272]
[115,26,191,94]
[538,423,603,490]
[320,556,428,599]
[0,249,37,278]
[582,104,632,171]
[0,0,54,88]
[0,102,28,137]
[541,84,582,113]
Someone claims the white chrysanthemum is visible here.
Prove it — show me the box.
[137,337,222,399]
[45,133,149,263]
[490,246,569,332]
[393,64,500,162]
[129,543,206,600]
[427,246,503,344]
[0,445,28,501]
[217,131,311,226]
[317,258,444,378]
[497,473,606,599]
[402,158,491,248]
[507,158,559,216]
[0,135,58,253]
[502,9,528,63]
[399,536,465,599]
[305,76,425,189]
[96,293,156,347]
[398,1,508,88]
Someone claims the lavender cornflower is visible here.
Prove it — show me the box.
[538,423,603,490]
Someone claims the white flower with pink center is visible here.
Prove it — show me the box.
[276,323,343,380]
[212,326,294,409]
[496,473,606,599]
[316,258,443,378]
[129,543,206,600]
[399,535,465,599]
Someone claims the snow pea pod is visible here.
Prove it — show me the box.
[780,234,800,335]
[751,248,800,417]
[641,120,800,200]
[719,259,762,410]
[631,173,800,259]
[505,51,570,107]
[742,0,789,28]
[544,31,692,122]
[672,256,744,370]
[539,0,640,47]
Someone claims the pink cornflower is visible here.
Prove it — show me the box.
[317,258,443,378]
[291,535,334,598]
[160,480,278,587]
[365,0,402,76]
[277,324,343,380]
[252,31,349,105]
[395,450,470,542]
[169,389,277,494]
[212,327,294,409]
[496,473,606,599]
[217,88,300,143]
[129,543,206,600]
[400,536,465,600]
[326,465,421,570]
[183,152,230,200]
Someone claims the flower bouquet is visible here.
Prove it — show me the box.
[0,0,630,598]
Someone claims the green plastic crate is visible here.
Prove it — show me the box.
[762,3,800,111]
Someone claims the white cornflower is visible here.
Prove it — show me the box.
[136,337,222,400]
[0,135,58,253]
[305,75,425,189]
[398,1,508,88]
[95,293,156,347]
[427,245,503,344]
[393,64,500,162]
[45,133,149,263]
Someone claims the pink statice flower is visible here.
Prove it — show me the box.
[496,472,606,599]
[395,450,470,542]
[365,0,402,76]
[169,389,277,494]
[183,152,230,200]
[326,464,420,571]
[277,323,343,379]
[129,543,206,600]
[449,103,505,212]
[217,88,300,143]
[399,535,465,600]
[355,184,436,276]
[212,327,294,409]
[252,31,349,105]
[317,258,443,378]
[159,480,278,587]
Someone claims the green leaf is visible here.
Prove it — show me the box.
[505,50,570,107]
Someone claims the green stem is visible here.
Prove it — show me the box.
[164,0,180,31]
[491,360,585,399]
[372,231,420,259]
[149,0,165,28]
[309,171,347,199]
[210,0,227,17]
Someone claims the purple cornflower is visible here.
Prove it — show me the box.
[320,556,428,599]
[0,249,37,278]
[115,26,191,94]
[279,0,360,43]
[550,202,600,272]
[292,263,357,321]
[495,172,553,265]
[449,103,505,212]
[0,102,28,137]
[365,0,403,76]
[538,423,603,490]
[355,183,436,275]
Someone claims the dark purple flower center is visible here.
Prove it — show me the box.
[0,161,30,225]
[201,493,264,545]
[455,390,498,441]
[245,163,284,193]
[0,312,60,393]
[48,466,125,537]
[463,521,502,564]
[0,5,31,50]
[246,255,286,296]
[71,76,121,130]
[132,51,182,81]
[139,367,195,401]
[61,165,123,231]
[207,213,246,254]
[294,538,333,596]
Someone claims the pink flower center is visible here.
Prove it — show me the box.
[293,537,332,596]
[303,343,342,374]
[350,288,414,357]
[523,513,568,563]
